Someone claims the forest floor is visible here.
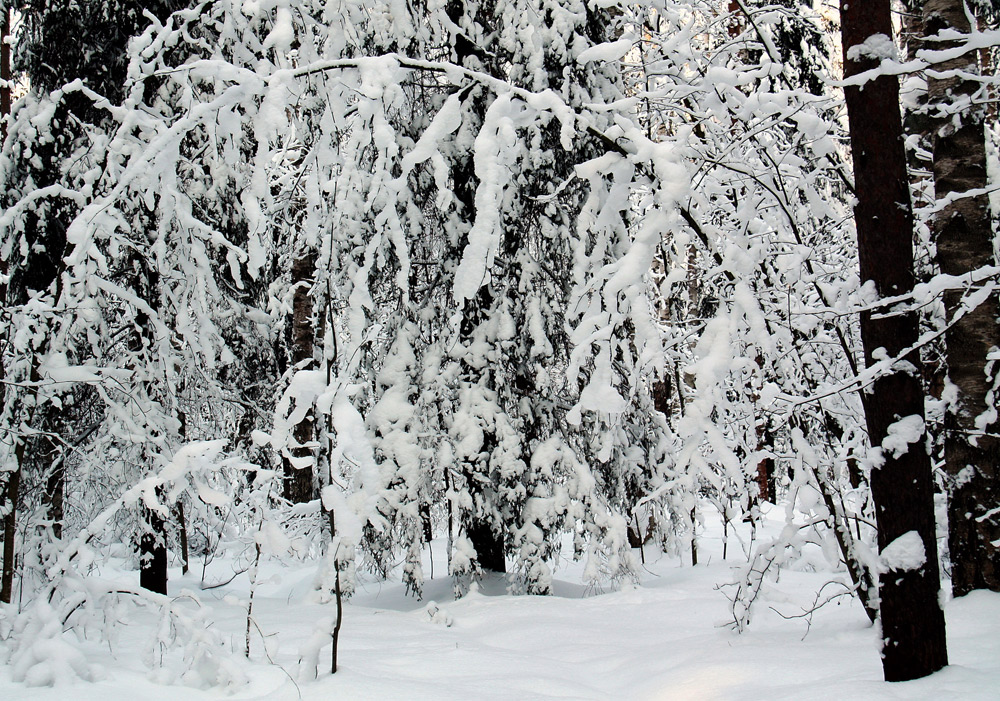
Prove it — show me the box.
[2,502,998,700]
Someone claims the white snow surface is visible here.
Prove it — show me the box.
[881,414,925,459]
[575,33,637,63]
[846,34,897,63]
[2,505,998,700]
[880,531,927,573]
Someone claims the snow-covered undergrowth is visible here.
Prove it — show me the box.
[2,504,997,700]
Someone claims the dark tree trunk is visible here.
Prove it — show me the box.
[0,447,21,604]
[754,354,774,504]
[35,406,66,539]
[445,0,509,579]
[690,506,698,566]
[466,520,506,574]
[1,7,9,142]
[175,387,189,575]
[652,376,672,419]
[841,0,948,682]
[0,7,14,605]
[420,502,433,543]
[462,428,506,575]
[923,0,1000,598]
[139,503,168,595]
[176,503,189,576]
[284,249,317,503]
[44,447,65,540]
[133,263,168,596]
[755,453,774,504]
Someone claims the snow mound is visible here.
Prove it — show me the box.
[881,531,926,573]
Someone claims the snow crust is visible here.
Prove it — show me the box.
[846,34,897,63]
[575,33,637,63]
[880,531,927,573]
[881,415,925,459]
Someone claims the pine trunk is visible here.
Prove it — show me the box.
[44,446,65,540]
[0,8,13,604]
[446,0,508,578]
[140,501,168,596]
[176,503,189,576]
[841,0,948,682]
[466,520,506,574]
[923,0,1000,598]
[1,7,9,142]
[176,395,189,574]
[0,449,20,604]
[36,406,66,539]
[284,249,316,503]
[135,264,168,596]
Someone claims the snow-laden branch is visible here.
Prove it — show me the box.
[836,28,1000,88]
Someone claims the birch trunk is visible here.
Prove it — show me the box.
[924,0,1000,598]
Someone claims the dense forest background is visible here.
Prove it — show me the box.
[1,0,999,690]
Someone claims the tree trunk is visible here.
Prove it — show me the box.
[753,355,774,504]
[466,520,506,574]
[284,249,316,503]
[445,0,506,578]
[134,263,168,596]
[140,501,168,595]
[923,0,1000,598]
[841,0,948,681]
[0,8,14,605]
[36,407,66,539]
[690,506,698,566]
[44,447,65,540]
[176,503,189,576]
[755,454,774,504]
[462,429,506,575]
[420,502,433,543]
[1,7,9,143]
[0,447,21,604]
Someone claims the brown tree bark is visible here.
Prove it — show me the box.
[755,448,774,503]
[139,501,168,595]
[36,405,67,539]
[133,262,167,595]
[1,7,9,143]
[923,0,1000,598]
[841,0,948,681]
[444,0,507,576]
[284,249,317,503]
[466,518,506,574]
[176,503,189,576]
[43,440,65,540]
[0,448,20,604]
[0,7,14,605]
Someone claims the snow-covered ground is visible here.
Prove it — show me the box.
[2,504,998,700]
